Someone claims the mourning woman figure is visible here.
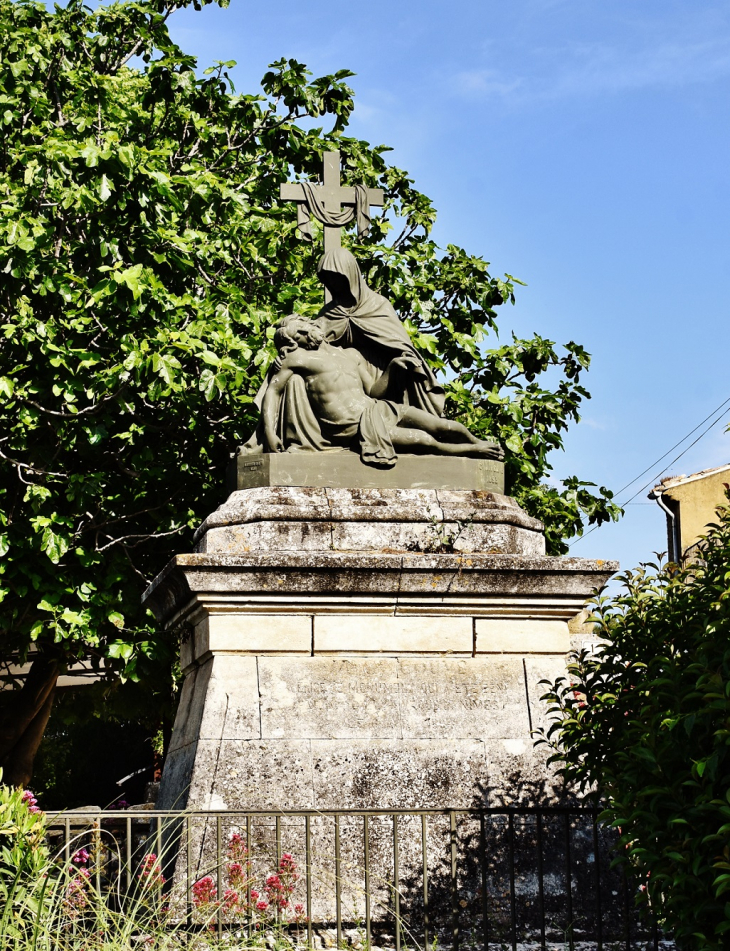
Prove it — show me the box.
[314,248,444,418]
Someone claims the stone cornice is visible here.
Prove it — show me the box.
[143,551,617,627]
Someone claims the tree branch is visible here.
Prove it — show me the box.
[22,384,128,419]
[95,525,185,552]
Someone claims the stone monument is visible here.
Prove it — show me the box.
[144,150,615,824]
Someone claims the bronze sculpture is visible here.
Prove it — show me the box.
[241,152,503,467]
[263,315,501,468]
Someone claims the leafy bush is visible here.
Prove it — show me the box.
[539,496,730,949]
[0,776,50,939]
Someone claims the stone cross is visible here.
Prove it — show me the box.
[279,151,384,254]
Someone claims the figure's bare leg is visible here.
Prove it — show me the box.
[395,408,503,458]
[391,428,467,455]
[398,407,480,444]
[391,427,502,459]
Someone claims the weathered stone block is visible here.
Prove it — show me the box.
[474,618,570,653]
[166,660,213,752]
[485,738,566,806]
[191,739,315,810]
[191,614,312,664]
[397,657,528,738]
[314,614,472,653]
[193,485,545,558]
[203,520,334,554]
[156,741,198,810]
[187,655,260,742]
[310,739,488,809]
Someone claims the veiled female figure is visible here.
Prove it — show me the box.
[314,248,444,417]
[242,248,445,456]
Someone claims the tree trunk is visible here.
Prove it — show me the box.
[0,655,59,787]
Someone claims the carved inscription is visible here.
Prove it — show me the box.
[258,658,526,739]
[295,679,495,710]
[400,682,495,711]
[296,681,392,696]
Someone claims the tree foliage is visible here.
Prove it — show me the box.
[539,497,730,950]
[0,0,620,781]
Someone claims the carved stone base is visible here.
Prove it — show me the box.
[145,487,615,816]
[193,485,544,557]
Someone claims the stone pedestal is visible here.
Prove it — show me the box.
[144,464,615,814]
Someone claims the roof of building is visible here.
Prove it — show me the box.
[652,462,730,496]
[0,656,105,691]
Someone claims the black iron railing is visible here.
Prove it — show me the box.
[45,806,667,950]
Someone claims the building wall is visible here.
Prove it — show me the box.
[663,467,730,554]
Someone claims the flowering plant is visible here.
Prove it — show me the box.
[191,834,307,930]
[63,867,91,921]
[138,853,166,890]
[0,775,50,918]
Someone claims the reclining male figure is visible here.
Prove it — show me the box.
[263,315,503,468]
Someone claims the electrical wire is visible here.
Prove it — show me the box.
[621,406,730,506]
[611,395,730,497]
[569,400,730,548]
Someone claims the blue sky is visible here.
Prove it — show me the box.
[168,0,730,575]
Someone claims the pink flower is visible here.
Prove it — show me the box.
[222,888,240,912]
[228,832,248,863]
[64,871,90,917]
[72,849,90,866]
[265,870,292,910]
[139,854,165,888]
[278,852,299,889]
[21,790,41,814]
[227,861,245,887]
[255,899,269,912]
[192,875,218,907]
[250,888,259,901]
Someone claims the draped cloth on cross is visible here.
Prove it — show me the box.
[295,182,373,242]
[279,151,383,258]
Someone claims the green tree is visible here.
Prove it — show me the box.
[539,495,730,950]
[0,0,620,785]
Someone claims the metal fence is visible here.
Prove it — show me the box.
[45,806,667,950]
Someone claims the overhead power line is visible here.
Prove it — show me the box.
[569,397,730,549]
[621,405,730,506]
[612,395,730,498]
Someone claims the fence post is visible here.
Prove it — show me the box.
[450,810,459,951]
[422,814,430,951]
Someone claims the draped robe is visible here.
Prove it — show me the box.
[241,248,445,456]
